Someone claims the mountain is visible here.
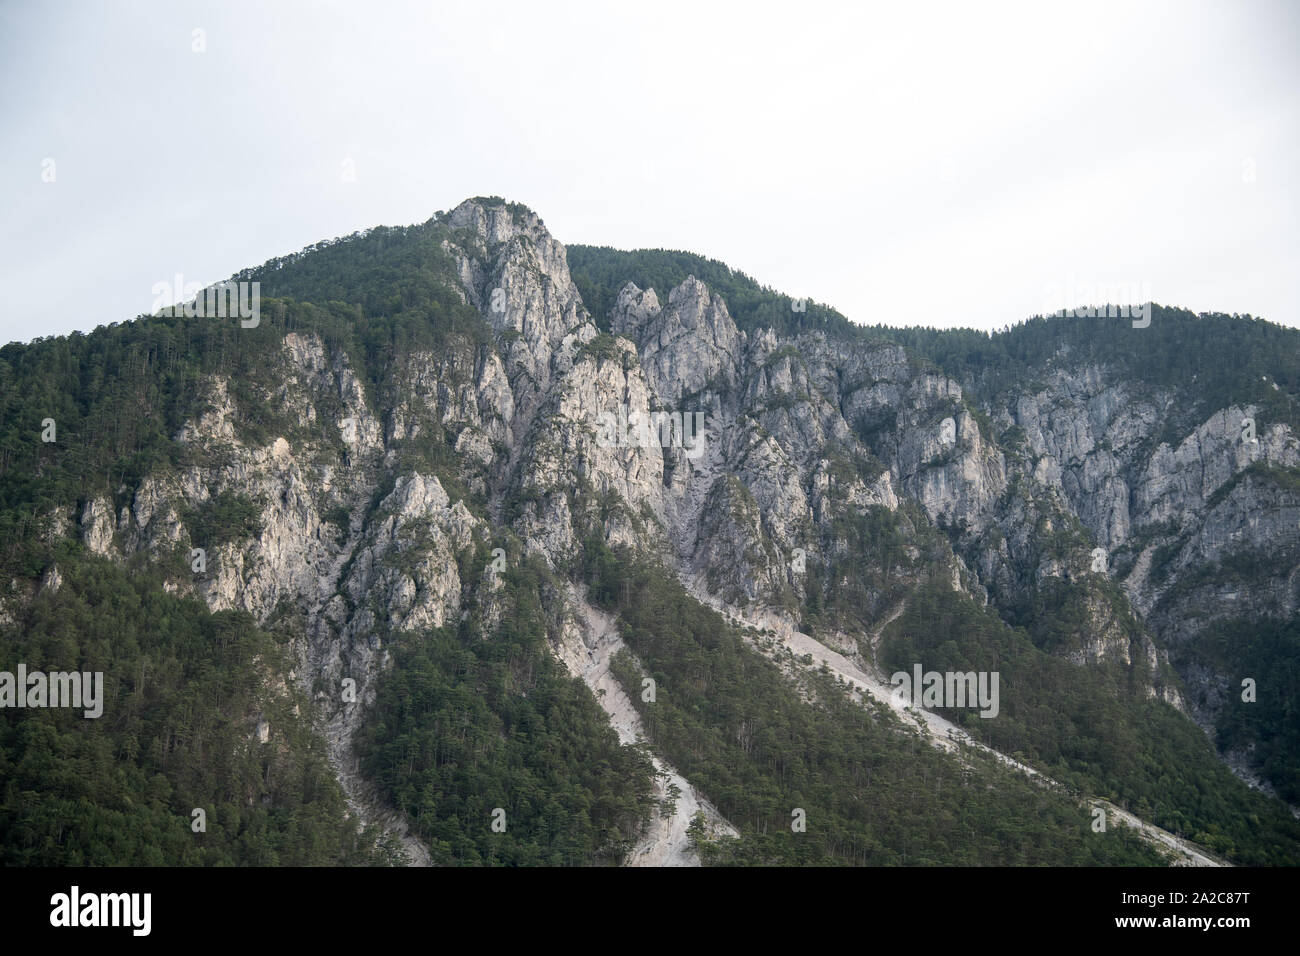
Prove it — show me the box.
[2,196,1297,866]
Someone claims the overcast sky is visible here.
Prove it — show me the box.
[2,0,1297,344]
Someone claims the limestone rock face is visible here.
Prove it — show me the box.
[443,198,591,429]
[985,369,1300,723]
[80,497,115,556]
[618,276,744,402]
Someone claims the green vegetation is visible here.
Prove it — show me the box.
[1206,461,1300,511]
[802,500,941,636]
[879,583,1300,865]
[882,307,1300,433]
[582,537,1165,865]
[357,556,656,865]
[574,331,624,364]
[1154,539,1300,607]
[0,552,383,865]
[0,215,502,867]
[1177,617,1300,805]
[572,247,1300,442]
[0,217,495,578]
[185,491,263,546]
[236,221,491,360]
[568,245,870,340]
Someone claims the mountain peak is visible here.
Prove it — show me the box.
[446,196,546,248]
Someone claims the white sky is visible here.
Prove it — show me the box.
[2,0,1297,343]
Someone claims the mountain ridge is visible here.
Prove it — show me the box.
[2,195,1297,866]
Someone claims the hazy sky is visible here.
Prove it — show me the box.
[2,0,1297,344]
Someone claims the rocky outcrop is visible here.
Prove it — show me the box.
[615,277,744,402]
[443,199,591,432]
[984,366,1300,728]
